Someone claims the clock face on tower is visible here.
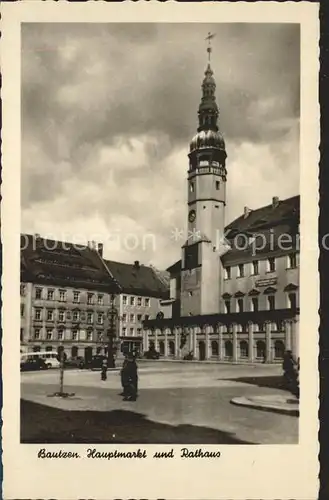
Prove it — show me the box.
[188,210,196,223]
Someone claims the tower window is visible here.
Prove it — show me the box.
[215,181,220,190]
[189,182,194,193]
[252,261,259,275]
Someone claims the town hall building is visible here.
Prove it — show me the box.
[143,42,300,364]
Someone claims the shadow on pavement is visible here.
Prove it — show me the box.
[226,375,285,391]
[21,399,254,445]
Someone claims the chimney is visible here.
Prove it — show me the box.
[272,196,280,208]
[97,243,103,257]
[243,207,252,219]
[134,260,140,269]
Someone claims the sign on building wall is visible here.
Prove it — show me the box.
[255,277,278,287]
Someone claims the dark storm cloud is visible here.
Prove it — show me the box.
[21,21,300,242]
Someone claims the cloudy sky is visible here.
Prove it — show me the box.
[21,22,300,269]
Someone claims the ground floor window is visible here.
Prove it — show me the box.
[240,340,248,358]
[274,340,285,359]
[159,341,165,355]
[224,341,233,358]
[45,345,53,358]
[169,341,175,355]
[33,346,40,352]
[211,340,219,356]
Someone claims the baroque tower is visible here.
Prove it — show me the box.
[180,34,228,316]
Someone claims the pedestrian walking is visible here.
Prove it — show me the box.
[121,353,138,401]
[101,358,107,381]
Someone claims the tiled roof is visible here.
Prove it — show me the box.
[21,234,121,293]
[104,259,170,299]
[166,195,300,272]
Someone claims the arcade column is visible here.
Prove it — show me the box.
[291,316,300,360]
[265,321,272,363]
[248,322,254,362]
[232,324,238,362]
[218,324,223,361]
[164,329,168,358]
[284,320,292,351]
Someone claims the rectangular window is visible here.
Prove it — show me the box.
[72,330,78,341]
[87,312,93,324]
[20,285,26,296]
[97,332,103,342]
[215,180,220,190]
[268,258,276,272]
[34,328,40,340]
[73,310,80,322]
[97,313,104,324]
[35,288,42,299]
[47,289,54,301]
[21,304,25,317]
[47,309,54,321]
[122,313,127,322]
[73,291,80,303]
[129,313,135,322]
[288,293,297,310]
[144,314,149,321]
[123,295,127,305]
[58,310,65,322]
[137,297,142,306]
[238,264,244,278]
[268,295,275,311]
[137,328,142,336]
[130,327,134,336]
[58,329,64,341]
[97,295,104,305]
[289,253,297,269]
[35,308,42,320]
[224,300,231,314]
[122,327,127,336]
[252,261,259,275]
[251,297,259,312]
[224,267,231,280]
[87,330,93,341]
[20,328,24,342]
[137,314,142,322]
[59,290,66,302]
[237,298,244,313]
[130,296,135,306]
[46,329,53,340]
[190,182,195,193]
[87,293,93,305]
[144,298,150,307]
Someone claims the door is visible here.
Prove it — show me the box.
[85,346,93,363]
[199,341,206,361]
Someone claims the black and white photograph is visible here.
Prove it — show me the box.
[2,2,319,499]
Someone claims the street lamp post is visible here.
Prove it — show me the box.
[107,294,118,369]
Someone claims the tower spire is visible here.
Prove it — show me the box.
[197,32,218,133]
[205,32,215,63]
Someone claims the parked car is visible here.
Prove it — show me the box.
[86,355,107,370]
[65,356,85,369]
[144,349,160,360]
[20,358,48,372]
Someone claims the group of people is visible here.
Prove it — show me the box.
[100,353,139,402]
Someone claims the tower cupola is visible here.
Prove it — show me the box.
[189,33,226,155]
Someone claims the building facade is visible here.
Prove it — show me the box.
[143,46,300,363]
[20,235,169,360]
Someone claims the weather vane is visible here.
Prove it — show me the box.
[205,32,216,62]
